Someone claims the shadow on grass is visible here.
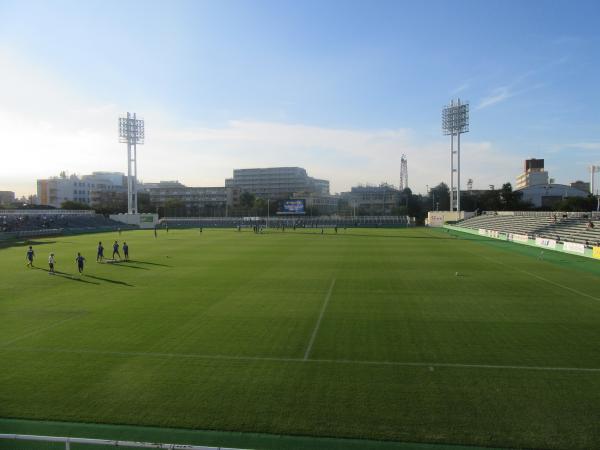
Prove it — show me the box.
[105,261,149,270]
[0,239,57,250]
[84,274,134,287]
[127,259,171,267]
[274,230,458,240]
[32,267,100,285]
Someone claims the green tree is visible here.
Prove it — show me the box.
[428,183,450,211]
[163,199,186,217]
[240,192,256,210]
[60,200,91,210]
[555,195,596,212]
[254,198,268,215]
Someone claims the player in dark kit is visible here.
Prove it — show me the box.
[96,242,104,262]
[75,253,86,274]
[123,242,129,261]
[25,246,35,267]
[112,241,121,260]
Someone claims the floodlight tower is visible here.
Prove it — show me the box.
[590,165,600,195]
[119,112,145,214]
[399,154,408,190]
[442,99,469,211]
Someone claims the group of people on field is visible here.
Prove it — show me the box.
[25,240,130,276]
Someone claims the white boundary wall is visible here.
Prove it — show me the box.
[0,433,246,450]
[426,211,475,227]
[110,213,158,229]
[446,224,600,261]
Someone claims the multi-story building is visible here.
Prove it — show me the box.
[37,172,126,208]
[225,167,329,200]
[291,192,340,215]
[516,183,588,208]
[0,191,16,205]
[145,181,241,215]
[516,158,549,189]
[570,180,591,193]
[341,184,401,215]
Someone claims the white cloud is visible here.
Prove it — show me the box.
[570,142,600,151]
[476,86,513,110]
[450,82,469,95]
[0,46,517,198]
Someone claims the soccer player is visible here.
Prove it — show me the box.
[112,241,121,260]
[165,223,169,233]
[154,226,157,239]
[96,241,104,262]
[25,246,35,267]
[123,241,129,261]
[118,227,122,236]
[75,253,86,274]
[48,253,56,274]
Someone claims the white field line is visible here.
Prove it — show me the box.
[6,346,600,373]
[476,252,600,304]
[304,278,336,360]
[1,314,84,347]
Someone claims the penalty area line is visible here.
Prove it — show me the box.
[5,346,600,373]
[304,278,336,360]
[475,252,600,304]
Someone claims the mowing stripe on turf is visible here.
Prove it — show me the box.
[0,314,85,347]
[7,347,600,372]
[303,277,336,360]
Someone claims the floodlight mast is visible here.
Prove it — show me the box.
[119,112,145,214]
[442,99,469,212]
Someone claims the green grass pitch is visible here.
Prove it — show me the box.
[1,227,599,449]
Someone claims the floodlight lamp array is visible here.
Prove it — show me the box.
[442,103,469,135]
[119,116,145,144]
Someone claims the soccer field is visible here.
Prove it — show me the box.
[1,227,599,449]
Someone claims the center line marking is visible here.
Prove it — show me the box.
[5,347,599,373]
[304,278,336,360]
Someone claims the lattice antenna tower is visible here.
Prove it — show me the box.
[118,113,145,214]
[399,154,408,191]
[442,99,469,211]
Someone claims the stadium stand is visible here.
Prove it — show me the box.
[456,211,600,246]
[0,210,130,239]
[161,216,412,229]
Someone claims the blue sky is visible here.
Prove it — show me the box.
[1,0,599,196]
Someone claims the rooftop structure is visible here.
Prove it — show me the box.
[37,172,126,208]
[516,158,549,189]
[225,167,329,200]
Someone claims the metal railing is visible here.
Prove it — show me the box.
[0,433,246,450]
[0,210,95,215]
